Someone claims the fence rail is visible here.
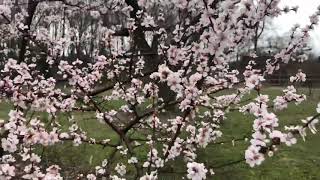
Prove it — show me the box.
[265,75,320,86]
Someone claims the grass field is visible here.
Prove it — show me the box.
[0,87,319,179]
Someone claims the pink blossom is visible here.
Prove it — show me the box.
[187,162,208,180]
[245,146,265,167]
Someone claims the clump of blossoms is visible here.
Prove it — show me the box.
[0,0,320,179]
[187,162,208,180]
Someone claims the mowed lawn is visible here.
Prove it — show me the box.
[0,87,319,180]
[198,87,320,180]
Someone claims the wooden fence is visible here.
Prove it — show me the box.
[265,75,320,87]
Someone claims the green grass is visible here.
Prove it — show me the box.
[0,87,320,179]
[200,87,320,180]
[156,87,320,180]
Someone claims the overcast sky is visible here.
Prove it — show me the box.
[273,0,320,55]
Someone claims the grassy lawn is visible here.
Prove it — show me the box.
[0,87,319,179]
[158,87,320,180]
[200,87,320,180]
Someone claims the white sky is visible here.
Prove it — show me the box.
[273,0,320,55]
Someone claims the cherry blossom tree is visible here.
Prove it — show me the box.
[0,0,320,179]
